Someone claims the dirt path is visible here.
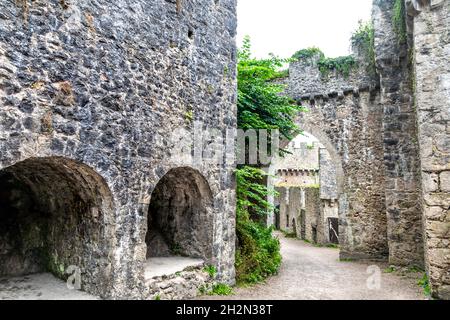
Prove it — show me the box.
[205,233,426,300]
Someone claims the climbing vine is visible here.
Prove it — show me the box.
[317,56,357,78]
[393,0,407,44]
[351,21,376,75]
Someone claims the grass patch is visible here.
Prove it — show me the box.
[318,56,357,78]
[203,265,217,278]
[340,258,355,262]
[208,283,234,296]
[282,231,297,239]
[418,273,431,297]
[384,266,397,273]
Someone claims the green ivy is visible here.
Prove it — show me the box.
[292,47,357,78]
[351,21,376,75]
[393,0,407,44]
[318,56,357,78]
[235,37,300,286]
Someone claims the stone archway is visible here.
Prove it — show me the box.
[268,129,342,247]
[0,157,116,297]
[293,93,388,260]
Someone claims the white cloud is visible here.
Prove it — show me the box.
[237,0,373,59]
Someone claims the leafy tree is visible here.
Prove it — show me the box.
[238,36,303,142]
[235,37,301,285]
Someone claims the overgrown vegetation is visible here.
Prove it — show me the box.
[318,56,357,78]
[235,39,301,285]
[292,47,325,61]
[292,47,357,78]
[393,0,407,44]
[209,283,234,296]
[351,21,376,75]
[418,273,431,297]
[235,167,282,285]
[203,265,217,278]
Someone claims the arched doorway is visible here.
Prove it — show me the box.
[144,167,214,278]
[0,157,115,297]
[268,131,341,247]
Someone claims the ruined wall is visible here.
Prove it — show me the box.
[373,0,424,268]
[0,0,237,299]
[288,76,388,260]
[276,187,301,234]
[406,0,450,300]
[283,0,448,299]
[275,186,323,243]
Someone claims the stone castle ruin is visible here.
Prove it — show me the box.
[268,0,450,300]
[0,0,448,300]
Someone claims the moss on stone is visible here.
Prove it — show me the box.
[393,0,407,44]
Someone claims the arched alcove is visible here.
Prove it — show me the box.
[145,167,214,265]
[0,157,115,297]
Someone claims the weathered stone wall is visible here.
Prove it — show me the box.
[319,147,338,200]
[271,138,321,187]
[280,0,448,299]
[275,169,319,188]
[373,0,424,268]
[276,187,301,234]
[407,0,450,300]
[303,188,320,243]
[0,0,237,299]
[288,52,378,99]
[291,91,388,260]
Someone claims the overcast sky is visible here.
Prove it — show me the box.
[237,0,373,59]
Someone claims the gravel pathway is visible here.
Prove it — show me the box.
[204,233,426,300]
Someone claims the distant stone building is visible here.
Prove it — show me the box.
[271,135,339,245]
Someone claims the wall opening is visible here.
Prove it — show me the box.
[144,167,214,277]
[270,130,341,247]
[0,157,115,297]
